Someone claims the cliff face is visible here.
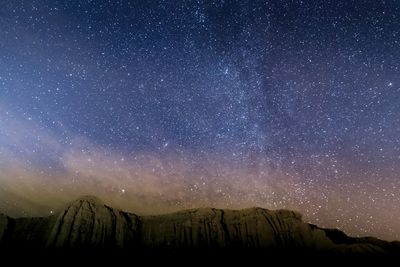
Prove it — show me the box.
[46,196,140,248]
[0,196,398,255]
[140,208,330,249]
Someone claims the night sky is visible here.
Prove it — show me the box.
[0,0,399,240]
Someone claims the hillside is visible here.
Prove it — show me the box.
[0,196,398,257]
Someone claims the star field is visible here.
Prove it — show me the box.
[0,0,399,240]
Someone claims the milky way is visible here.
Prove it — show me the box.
[0,1,399,240]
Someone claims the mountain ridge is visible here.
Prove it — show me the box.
[0,195,398,256]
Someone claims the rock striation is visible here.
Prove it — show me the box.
[0,196,398,256]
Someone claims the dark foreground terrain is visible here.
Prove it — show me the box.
[0,196,398,263]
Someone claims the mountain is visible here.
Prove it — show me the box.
[0,196,399,257]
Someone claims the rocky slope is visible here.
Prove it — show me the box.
[0,196,398,255]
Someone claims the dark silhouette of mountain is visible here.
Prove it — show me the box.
[0,196,399,260]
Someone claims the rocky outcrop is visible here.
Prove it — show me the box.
[141,208,332,249]
[46,196,140,248]
[0,196,398,256]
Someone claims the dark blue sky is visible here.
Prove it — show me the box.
[0,1,399,240]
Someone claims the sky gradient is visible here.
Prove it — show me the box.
[0,0,399,240]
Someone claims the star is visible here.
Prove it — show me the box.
[0,0,398,241]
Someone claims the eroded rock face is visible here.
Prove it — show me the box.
[46,196,140,248]
[140,208,333,249]
[0,196,398,256]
